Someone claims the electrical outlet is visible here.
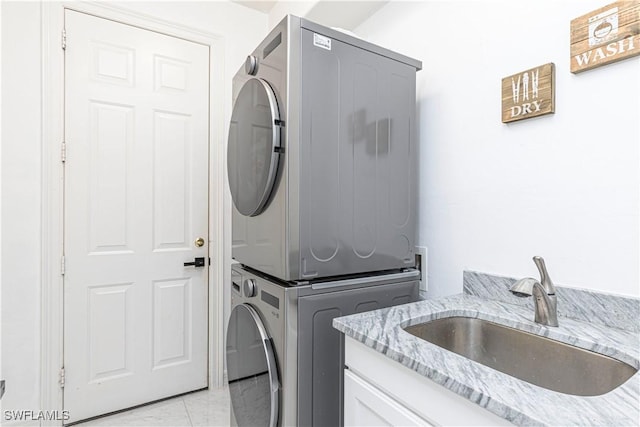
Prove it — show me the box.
[415,246,428,292]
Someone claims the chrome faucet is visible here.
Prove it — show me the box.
[510,256,559,327]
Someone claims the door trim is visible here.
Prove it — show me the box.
[41,2,228,418]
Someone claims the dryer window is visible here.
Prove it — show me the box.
[226,303,279,427]
[227,78,281,217]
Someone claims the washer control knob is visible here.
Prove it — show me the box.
[243,279,257,297]
[245,55,259,76]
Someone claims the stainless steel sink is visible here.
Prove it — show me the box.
[404,317,638,396]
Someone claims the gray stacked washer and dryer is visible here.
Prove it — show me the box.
[226,15,422,427]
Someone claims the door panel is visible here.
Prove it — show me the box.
[88,101,134,254]
[152,278,192,368]
[87,283,134,382]
[63,9,209,423]
[153,111,192,250]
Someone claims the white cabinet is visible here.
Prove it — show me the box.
[344,337,513,427]
[344,369,432,426]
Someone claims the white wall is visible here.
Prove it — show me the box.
[269,0,316,27]
[268,1,387,31]
[0,0,3,410]
[355,0,640,298]
[0,0,267,417]
[1,1,44,417]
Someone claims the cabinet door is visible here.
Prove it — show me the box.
[344,370,432,427]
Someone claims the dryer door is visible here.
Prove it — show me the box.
[226,303,279,427]
[227,78,281,217]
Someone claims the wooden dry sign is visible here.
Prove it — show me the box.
[570,1,640,73]
[501,63,555,123]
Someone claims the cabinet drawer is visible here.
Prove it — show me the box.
[344,369,432,426]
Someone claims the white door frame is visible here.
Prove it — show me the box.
[40,1,227,417]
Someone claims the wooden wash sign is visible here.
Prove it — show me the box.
[570,1,640,73]
[501,63,555,123]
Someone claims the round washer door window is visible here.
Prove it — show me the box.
[226,303,279,427]
[227,78,281,217]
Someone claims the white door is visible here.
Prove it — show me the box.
[63,9,210,422]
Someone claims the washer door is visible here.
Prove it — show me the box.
[227,78,281,217]
[226,303,279,427]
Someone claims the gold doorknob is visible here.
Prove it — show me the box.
[195,237,205,247]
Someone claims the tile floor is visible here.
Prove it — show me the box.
[75,387,230,427]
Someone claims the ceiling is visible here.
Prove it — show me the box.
[231,1,388,31]
[231,1,278,13]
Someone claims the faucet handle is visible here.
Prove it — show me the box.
[533,256,556,295]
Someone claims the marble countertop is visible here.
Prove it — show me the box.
[333,293,640,426]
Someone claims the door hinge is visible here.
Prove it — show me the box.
[59,367,65,388]
[60,255,65,275]
[61,141,66,163]
[61,29,67,50]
